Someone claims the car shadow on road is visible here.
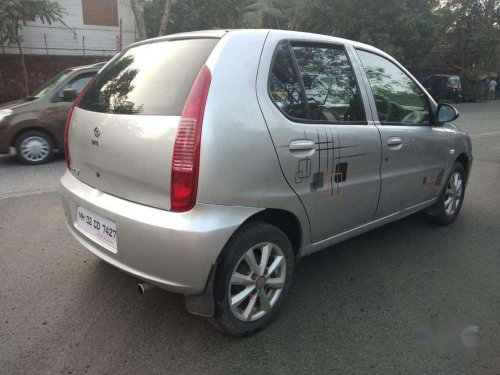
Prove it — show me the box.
[46,208,481,374]
[74,212,448,342]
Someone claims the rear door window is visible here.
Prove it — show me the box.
[268,41,366,123]
[291,43,366,122]
[78,38,219,115]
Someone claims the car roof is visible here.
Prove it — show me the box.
[125,29,391,59]
[428,74,459,78]
[121,29,430,99]
[70,61,107,72]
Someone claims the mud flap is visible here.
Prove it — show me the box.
[184,264,216,317]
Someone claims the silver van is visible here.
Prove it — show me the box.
[60,30,472,335]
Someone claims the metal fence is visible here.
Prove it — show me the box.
[0,34,121,57]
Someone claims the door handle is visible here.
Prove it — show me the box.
[289,140,316,151]
[387,137,402,146]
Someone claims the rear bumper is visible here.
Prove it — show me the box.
[59,171,262,295]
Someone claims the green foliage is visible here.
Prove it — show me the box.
[240,0,290,28]
[135,0,498,74]
[293,0,442,67]
[0,0,65,44]
[459,69,484,101]
[142,0,246,37]
[439,0,500,72]
[0,0,65,96]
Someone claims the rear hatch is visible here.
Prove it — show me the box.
[68,37,219,210]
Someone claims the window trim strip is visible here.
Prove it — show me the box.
[287,40,312,119]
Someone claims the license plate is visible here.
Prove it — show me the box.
[76,206,117,251]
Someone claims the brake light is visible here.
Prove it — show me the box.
[171,65,211,212]
[64,76,96,169]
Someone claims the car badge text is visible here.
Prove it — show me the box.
[92,127,101,146]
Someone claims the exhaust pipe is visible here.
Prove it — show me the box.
[137,282,154,295]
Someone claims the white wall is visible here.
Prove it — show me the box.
[2,0,137,56]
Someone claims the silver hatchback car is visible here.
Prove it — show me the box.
[60,29,472,335]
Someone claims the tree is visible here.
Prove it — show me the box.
[292,0,442,67]
[130,0,174,39]
[130,0,495,74]
[438,0,500,72]
[139,0,246,36]
[240,0,321,30]
[130,0,147,40]
[241,0,285,28]
[158,0,173,36]
[166,0,245,32]
[0,0,64,96]
[236,0,442,67]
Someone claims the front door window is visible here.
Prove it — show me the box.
[357,50,431,125]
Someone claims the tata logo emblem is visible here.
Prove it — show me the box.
[91,127,101,146]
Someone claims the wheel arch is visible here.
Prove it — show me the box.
[185,208,303,317]
[455,153,470,184]
[240,208,303,257]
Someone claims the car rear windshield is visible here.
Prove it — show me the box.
[78,38,219,116]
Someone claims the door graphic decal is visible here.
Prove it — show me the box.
[295,158,311,183]
[292,129,362,200]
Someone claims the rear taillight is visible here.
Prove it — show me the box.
[171,65,211,212]
[64,77,96,169]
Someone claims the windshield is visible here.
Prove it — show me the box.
[31,69,73,99]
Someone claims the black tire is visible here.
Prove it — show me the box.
[425,162,466,225]
[15,130,54,165]
[210,221,295,336]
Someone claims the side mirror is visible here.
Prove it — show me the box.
[61,88,78,102]
[437,103,459,123]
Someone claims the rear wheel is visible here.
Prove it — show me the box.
[211,222,294,336]
[15,130,54,165]
[425,162,466,225]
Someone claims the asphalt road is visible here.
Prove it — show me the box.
[0,154,65,200]
[1,101,500,374]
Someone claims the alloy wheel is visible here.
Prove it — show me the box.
[444,171,463,216]
[228,242,286,322]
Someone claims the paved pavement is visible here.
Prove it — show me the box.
[1,101,500,374]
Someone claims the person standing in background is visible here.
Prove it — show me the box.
[488,78,497,100]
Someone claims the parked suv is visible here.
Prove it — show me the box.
[60,30,472,335]
[0,62,105,164]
